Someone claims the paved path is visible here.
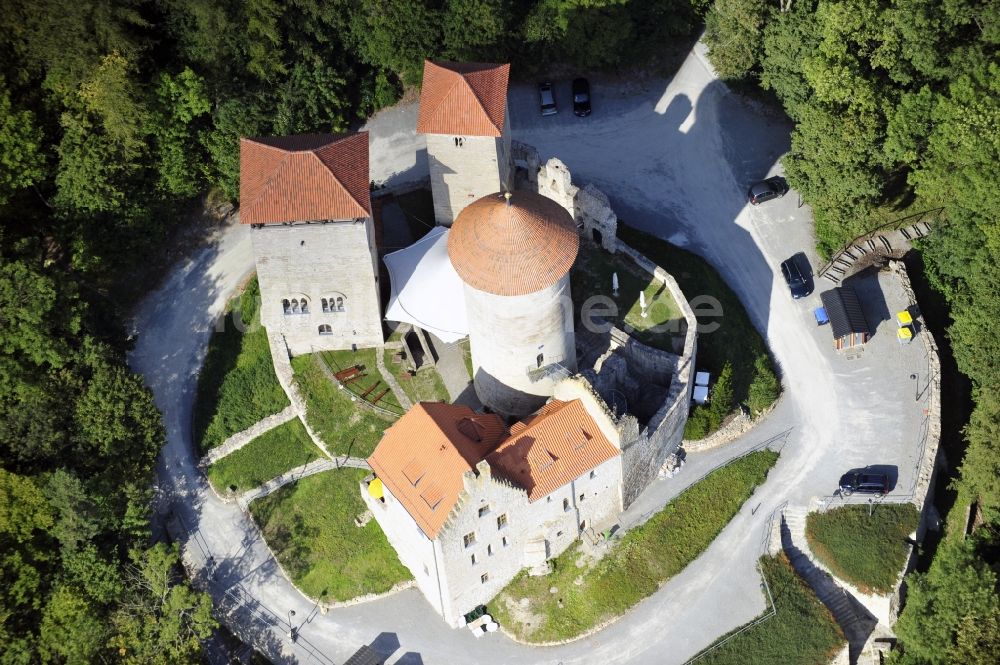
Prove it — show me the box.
[130,41,931,664]
[373,349,413,411]
[237,457,371,510]
[202,406,298,466]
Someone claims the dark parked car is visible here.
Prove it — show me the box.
[538,82,557,116]
[747,176,789,205]
[838,468,890,497]
[780,256,812,299]
[572,78,591,117]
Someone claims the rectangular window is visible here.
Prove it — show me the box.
[481,573,489,584]
[547,496,552,503]
[563,498,570,512]
[496,513,508,529]
[556,530,563,538]
[478,505,489,518]
[579,493,585,502]
[463,532,476,548]
[423,564,429,576]
[470,554,477,565]
[487,544,493,556]
[590,470,596,479]
[502,536,508,547]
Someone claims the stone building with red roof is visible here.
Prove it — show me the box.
[417,60,512,226]
[239,132,383,354]
[362,398,623,627]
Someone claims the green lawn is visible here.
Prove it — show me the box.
[490,449,779,642]
[571,240,686,352]
[617,225,780,431]
[193,277,289,454]
[806,503,920,594]
[249,468,412,602]
[694,554,846,665]
[382,349,451,403]
[291,354,396,458]
[206,419,321,495]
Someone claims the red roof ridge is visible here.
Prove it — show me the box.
[239,132,371,224]
[417,61,509,137]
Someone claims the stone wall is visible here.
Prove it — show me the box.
[511,142,618,253]
[615,241,699,507]
[424,113,511,226]
[253,219,383,355]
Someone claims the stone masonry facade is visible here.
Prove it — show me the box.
[253,219,383,356]
[362,453,622,627]
[426,114,513,226]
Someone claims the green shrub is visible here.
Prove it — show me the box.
[685,405,713,439]
[746,354,780,415]
[709,362,734,424]
[806,503,920,594]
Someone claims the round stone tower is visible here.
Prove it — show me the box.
[448,191,579,417]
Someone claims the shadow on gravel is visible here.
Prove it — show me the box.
[780,518,877,663]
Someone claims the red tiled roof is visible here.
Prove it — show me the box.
[239,133,371,224]
[367,402,507,539]
[416,61,510,137]
[488,400,619,502]
[447,191,579,296]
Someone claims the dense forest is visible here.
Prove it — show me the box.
[1,0,996,662]
[0,0,703,661]
[704,2,999,662]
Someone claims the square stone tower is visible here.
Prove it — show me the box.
[417,60,512,226]
[240,133,383,355]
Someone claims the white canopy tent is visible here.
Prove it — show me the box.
[384,226,469,343]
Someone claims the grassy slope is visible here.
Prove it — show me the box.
[382,348,451,404]
[291,354,395,458]
[206,419,320,494]
[696,554,846,665]
[806,503,920,594]
[250,468,411,601]
[617,225,778,413]
[193,277,289,454]
[491,450,779,642]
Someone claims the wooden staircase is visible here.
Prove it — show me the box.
[819,209,943,285]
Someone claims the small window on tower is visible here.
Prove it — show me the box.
[463,532,476,548]
[537,353,544,368]
[496,513,508,530]
[318,324,332,335]
[563,498,570,512]
[478,505,489,518]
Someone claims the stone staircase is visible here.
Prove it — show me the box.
[820,210,941,285]
[781,506,878,663]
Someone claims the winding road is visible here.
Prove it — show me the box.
[130,43,930,664]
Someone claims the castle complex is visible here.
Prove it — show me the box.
[240,60,697,627]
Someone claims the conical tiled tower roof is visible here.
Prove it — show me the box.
[239,132,370,224]
[447,191,579,297]
[416,61,510,137]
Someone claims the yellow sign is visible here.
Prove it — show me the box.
[368,477,384,500]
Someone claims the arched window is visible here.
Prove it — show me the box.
[300,298,309,314]
[282,299,291,314]
[335,296,345,311]
[321,298,329,313]
[290,299,300,313]
[318,324,332,335]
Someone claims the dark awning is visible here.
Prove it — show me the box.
[343,645,384,665]
[820,286,869,340]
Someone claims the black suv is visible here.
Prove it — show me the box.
[748,176,789,205]
[780,256,812,299]
[838,468,890,497]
